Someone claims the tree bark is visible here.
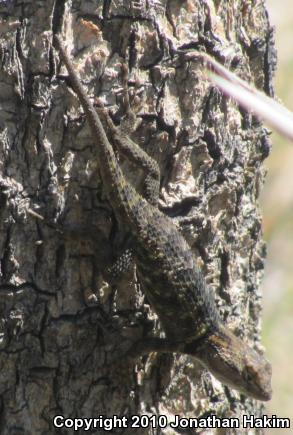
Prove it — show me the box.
[0,0,275,433]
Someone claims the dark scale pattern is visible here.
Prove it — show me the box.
[54,35,272,402]
[132,206,221,341]
[107,249,133,279]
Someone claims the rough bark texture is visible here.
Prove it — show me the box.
[0,0,275,434]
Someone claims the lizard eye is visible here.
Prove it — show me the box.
[244,366,256,383]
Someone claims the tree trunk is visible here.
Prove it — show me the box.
[0,1,275,433]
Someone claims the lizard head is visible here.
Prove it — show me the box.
[187,325,272,401]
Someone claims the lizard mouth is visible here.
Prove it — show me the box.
[258,389,272,401]
[184,328,273,402]
[230,378,272,401]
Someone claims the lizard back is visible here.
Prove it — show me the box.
[130,200,221,341]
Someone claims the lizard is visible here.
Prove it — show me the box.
[53,34,272,402]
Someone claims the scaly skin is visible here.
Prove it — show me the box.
[54,35,272,401]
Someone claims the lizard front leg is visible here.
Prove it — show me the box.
[128,326,272,402]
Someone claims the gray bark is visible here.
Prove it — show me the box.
[0,0,275,434]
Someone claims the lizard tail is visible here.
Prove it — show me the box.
[54,35,141,218]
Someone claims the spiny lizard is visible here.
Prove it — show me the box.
[54,35,272,401]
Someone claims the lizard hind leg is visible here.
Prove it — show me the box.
[98,107,160,205]
[105,248,134,284]
[99,63,161,206]
[100,226,135,285]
